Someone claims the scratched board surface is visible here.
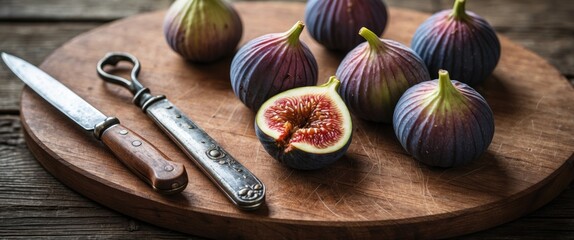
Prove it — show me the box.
[19,2,574,239]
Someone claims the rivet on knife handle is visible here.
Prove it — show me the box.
[94,117,188,194]
[97,52,266,210]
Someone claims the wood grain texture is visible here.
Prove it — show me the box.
[0,23,101,112]
[0,0,173,21]
[16,2,574,239]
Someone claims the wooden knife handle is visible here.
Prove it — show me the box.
[100,123,188,194]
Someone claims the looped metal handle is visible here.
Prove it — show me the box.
[97,52,145,95]
[97,52,164,110]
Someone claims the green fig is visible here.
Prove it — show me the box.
[163,0,243,63]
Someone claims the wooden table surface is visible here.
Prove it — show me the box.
[0,0,572,239]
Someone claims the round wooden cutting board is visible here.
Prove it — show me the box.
[19,2,573,239]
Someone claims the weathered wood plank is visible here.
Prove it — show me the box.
[0,23,101,112]
[0,0,173,21]
[2,0,572,29]
[2,0,572,31]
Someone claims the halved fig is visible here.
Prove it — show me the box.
[255,76,353,170]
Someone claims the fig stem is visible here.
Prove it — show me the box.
[437,70,460,99]
[451,0,468,20]
[322,76,341,92]
[285,21,305,45]
[359,27,385,51]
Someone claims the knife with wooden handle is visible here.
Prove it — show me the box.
[97,52,265,210]
[1,52,188,194]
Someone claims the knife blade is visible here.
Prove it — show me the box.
[97,52,265,210]
[2,52,188,194]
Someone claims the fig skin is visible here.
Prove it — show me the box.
[305,0,388,52]
[255,77,353,170]
[337,27,430,123]
[411,0,501,86]
[393,70,494,167]
[231,21,318,111]
[163,0,243,63]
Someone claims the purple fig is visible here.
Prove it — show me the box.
[305,0,388,52]
[337,27,430,123]
[411,0,501,86]
[230,21,318,111]
[255,76,353,170]
[393,70,495,167]
[163,0,243,63]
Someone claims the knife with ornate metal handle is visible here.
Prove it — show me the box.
[2,52,188,195]
[97,52,265,210]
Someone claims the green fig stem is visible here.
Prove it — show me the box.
[437,70,461,99]
[285,21,305,45]
[451,0,468,20]
[359,27,386,51]
[322,76,341,91]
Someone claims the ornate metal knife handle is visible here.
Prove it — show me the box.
[97,52,265,210]
[146,100,264,209]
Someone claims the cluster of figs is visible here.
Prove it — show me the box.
[163,0,499,169]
